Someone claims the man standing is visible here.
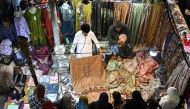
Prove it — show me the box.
[70,23,101,58]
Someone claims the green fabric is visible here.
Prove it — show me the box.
[130,3,144,46]
[24,9,47,46]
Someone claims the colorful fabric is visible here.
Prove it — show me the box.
[42,8,54,47]
[24,9,47,45]
[70,55,105,94]
[0,39,12,56]
[83,2,92,24]
[14,16,30,40]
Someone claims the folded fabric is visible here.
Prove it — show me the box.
[46,93,58,102]
[46,84,59,93]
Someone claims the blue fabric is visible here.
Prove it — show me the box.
[0,24,17,42]
[13,51,25,66]
[111,45,119,55]
[46,84,59,93]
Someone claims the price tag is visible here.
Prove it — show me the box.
[34,16,37,20]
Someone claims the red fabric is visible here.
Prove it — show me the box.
[182,38,190,46]
[42,8,54,47]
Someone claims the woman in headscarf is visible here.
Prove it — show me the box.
[75,96,89,109]
[159,87,180,109]
[112,91,124,109]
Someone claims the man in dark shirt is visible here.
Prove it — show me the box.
[107,21,134,59]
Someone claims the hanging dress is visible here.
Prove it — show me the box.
[24,8,47,46]
[59,2,75,43]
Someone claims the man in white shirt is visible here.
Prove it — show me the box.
[70,24,101,58]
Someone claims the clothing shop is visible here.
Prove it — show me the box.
[0,0,190,108]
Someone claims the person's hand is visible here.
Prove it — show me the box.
[119,34,127,43]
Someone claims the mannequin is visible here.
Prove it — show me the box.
[29,6,37,14]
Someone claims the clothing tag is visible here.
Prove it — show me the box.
[34,16,37,20]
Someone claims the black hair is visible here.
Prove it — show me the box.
[81,24,90,33]
[112,91,123,106]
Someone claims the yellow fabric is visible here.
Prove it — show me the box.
[83,2,92,24]
[144,4,162,46]
[73,0,82,31]
[114,2,129,24]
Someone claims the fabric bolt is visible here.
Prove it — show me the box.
[46,84,59,93]
[0,23,17,42]
[24,8,47,45]
[31,46,52,75]
[14,16,30,40]
[138,57,159,80]
[70,55,105,94]
[70,30,100,58]
[155,64,167,85]
[124,56,139,74]
[166,60,190,95]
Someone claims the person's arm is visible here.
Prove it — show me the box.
[91,32,100,49]
[107,26,118,45]
[70,33,78,53]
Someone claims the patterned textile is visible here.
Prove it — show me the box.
[28,94,49,109]
[166,60,190,95]
[31,46,53,75]
[138,57,159,80]
[0,39,12,56]
[162,30,182,75]
[14,16,30,40]
[83,1,92,24]
[70,55,105,94]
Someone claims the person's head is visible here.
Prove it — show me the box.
[2,16,10,27]
[79,96,88,104]
[36,84,45,99]
[114,21,122,32]
[81,24,90,36]
[42,101,57,109]
[98,92,109,103]
[112,91,123,106]
[167,87,179,98]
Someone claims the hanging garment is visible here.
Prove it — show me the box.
[82,1,92,24]
[166,60,190,95]
[59,2,75,43]
[42,8,54,47]
[73,0,82,32]
[113,2,129,24]
[70,55,105,94]
[144,4,162,46]
[91,1,101,39]
[31,46,52,75]
[24,8,47,45]
[101,2,114,38]
[14,16,30,40]
[129,3,144,45]
[137,4,152,44]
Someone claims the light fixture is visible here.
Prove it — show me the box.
[149,50,158,57]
